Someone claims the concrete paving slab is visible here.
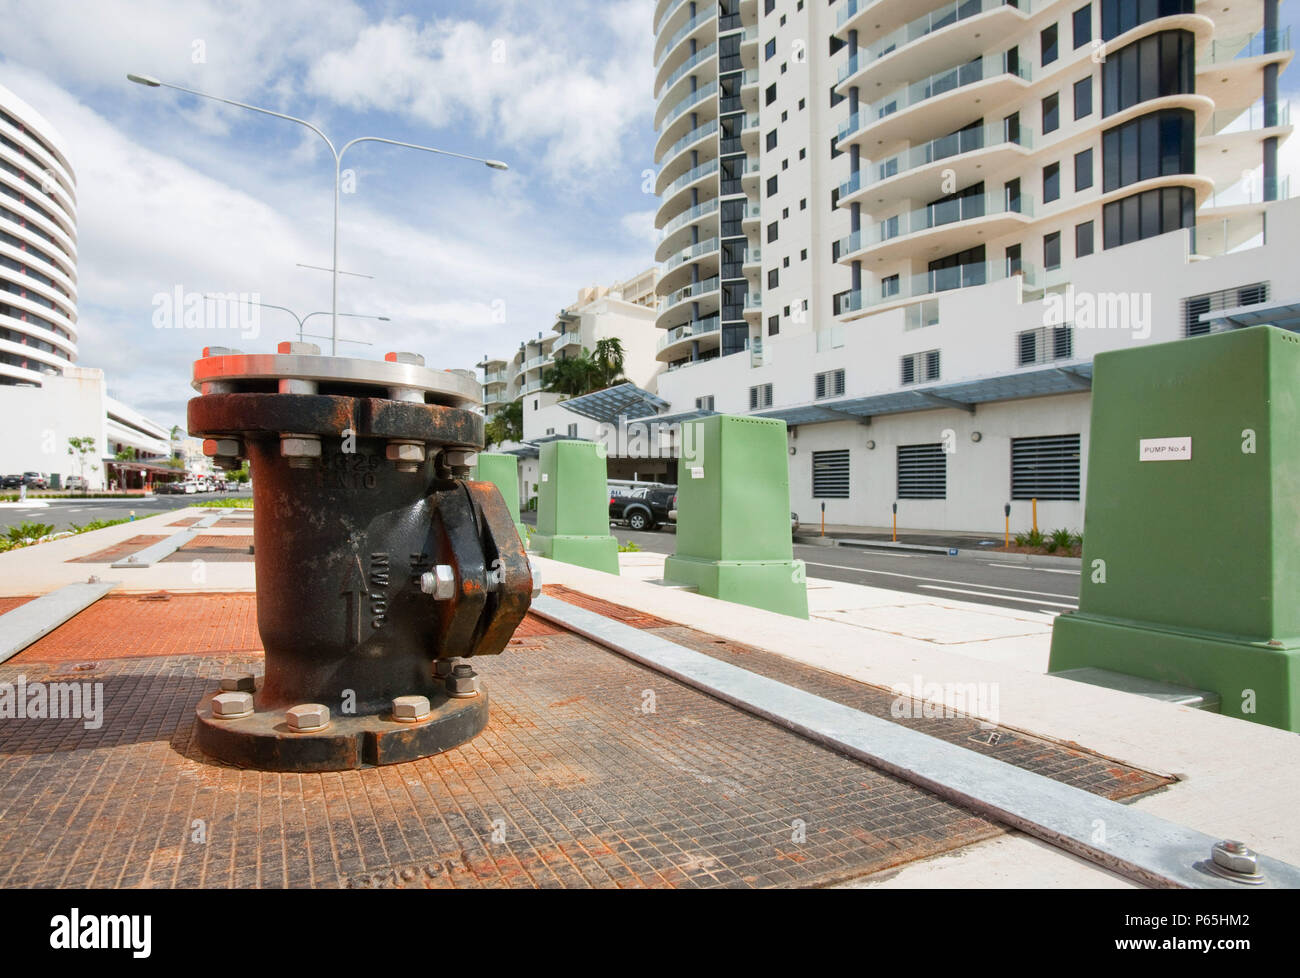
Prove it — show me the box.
[0,579,117,664]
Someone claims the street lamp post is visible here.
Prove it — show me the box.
[203,296,388,345]
[130,73,507,355]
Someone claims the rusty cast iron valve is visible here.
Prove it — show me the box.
[188,342,534,770]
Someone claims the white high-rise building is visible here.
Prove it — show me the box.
[650,0,1294,532]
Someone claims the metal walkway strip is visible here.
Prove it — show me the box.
[531,595,1300,889]
[110,509,227,569]
[0,579,118,664]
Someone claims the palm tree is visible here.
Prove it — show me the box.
[592,337,626,389]
[485,401,524,448]
[542,354,597,397]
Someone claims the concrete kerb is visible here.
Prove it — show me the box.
[808,536,1082,569]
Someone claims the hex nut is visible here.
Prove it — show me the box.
[386,441,426,463]
[433,659,454,679]
[280,434,322,458]
[212,691,254,719]
[385,351,425,366]
[286,703,330,732]
[443,450,475,469]
[392,695,432,722]
[220,673,256,693]
[203,438,242,458]
[1211,840,1261,878]
[277,341,321,355]
[420,565,457,600]
[445,665,480,698]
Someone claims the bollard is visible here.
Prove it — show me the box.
[529,440,619,574]
[475,451,526,541]
[186,343,536,769]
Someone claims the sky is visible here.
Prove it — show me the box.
[0,0,661,432]
[2,0,1300,434]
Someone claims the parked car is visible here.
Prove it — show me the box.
[1,474,22,489]
[65,476,87,491]
[21,472,47,489]
[156,481,187,494]
[609,483,677,532]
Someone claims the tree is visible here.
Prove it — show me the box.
[114,447,137,461]
[485,400,523,448]
[67,435,99,494]
[592,337,626,389]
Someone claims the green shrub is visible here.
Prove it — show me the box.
[618,540,642,553]
[195,497,254,509]
[1050,528,1073,552]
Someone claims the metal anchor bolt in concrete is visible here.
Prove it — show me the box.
[287,703,330,732]
[220,673,256,693]
[392,695,432,723]
[420,565,456,600]
[445,664,480,698]
[1207,840,1265,884]
[212,691,254,719]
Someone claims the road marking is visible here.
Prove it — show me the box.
[918,585,1077,610]
[795,545,924,559]
[985,562,1079,575]
[800,561,1077,600]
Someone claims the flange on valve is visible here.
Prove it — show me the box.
[187,341,538,771]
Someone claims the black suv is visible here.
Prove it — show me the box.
[1,474,21,489]
[609,484,676,532]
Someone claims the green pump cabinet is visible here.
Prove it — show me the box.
[529,440,619,575]
[664,414,808,618]
[1049,325,1300,731]
[474,452,525,540]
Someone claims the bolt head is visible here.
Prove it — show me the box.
[203,438,242,458]
[420,565,457,600]
[280,435,322,459]
[445,668,480,698]
[392,695,432,722]
[202,346,241,358]
[1211,840,1260,877]
[286,703,330,732]
[212,691,254,718]
[433,659,454,678]
[277,341,321,355]
[385,351,425,366]
[385,441,426,463]
[220,673,256,693]
[443,450,475,469]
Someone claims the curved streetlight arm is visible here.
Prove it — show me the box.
[204,294,305,337]
[338,135,506,169]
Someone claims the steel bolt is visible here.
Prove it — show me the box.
[212,691,254,719]
[420,565,456,600]
[385,351,425,366]
[281,433,322,469]
[391,695,432,723]
[202,346,242,358]
[286,703,330,732]
[386,440,426,473]
[442,450,474,469]
[445,663,480,698]
[203,437,242,458]
[1211,840,1263,881]
[433,659,454,679]
[277,341,321,356]
[220,673,256,693]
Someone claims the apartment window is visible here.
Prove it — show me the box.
[768,314,780,336]
[800,248,807,261]
[1041,24,1059,66]
[1044,231,1062,270]
[897,444,947,500]
[781,159,789,171]
[764,0,775,12]
[1042,93,1060,134]
[1101,109,1195,192]
[799,198,807,210]
[1018,326,1074,366]
[1006,243,1023,276]
[814,369,845,400]
[764,39,776,61]
[768,268,779,289]
[533,399,539,410]
[1076,220,1095,257]
[767,221,779,242]
[1073,77,1092,119]
[781,62,788,74]
[1075,148,1094,191]
[881,274,900,298]
[749,383,773,410]
[831,135,842,159]
[766,129,778,151]
[545,427,555,436]
[798,98,805,110]
[1101,30,1195,116]
[1073,4,1092,48]
[567,423,578,438]
[1101,0,1194,42]
[765,84,777,106]
[900,350,940,386]
[799,148,806,160]
[782,256,790,268]
[1011,434,1082,500]
[766,176,778,197]
[1043,162,1061,203]
[1103,186,1195,249]
[812,450,851,499]
[695,395,715,411]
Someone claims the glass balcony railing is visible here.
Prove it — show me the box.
[835,191,1035,259]
[1203,99,1292,136]
[662,237,721,275]
[743,245,762,265]
[836,0,871,29]
[743,290,762,310]
[835,260,1040,316]
[553,332,582,352]
[655,0,691,37]
[521,378,544,395]
[838,0,1031,84]
[661,80,718,129]
[658,315,721,351]
[521,354,549,370]
[743,201,762,220]
[1206,174,1292,208]
[661,118,719,165]
[656,9,715,67]
[659,275,721,314]
[658,42,719,99]
[660,197,720,239]
[483,369,508,385]
[1198,27,1290,67]
[661,158,719,199]
[839,122,1033,198]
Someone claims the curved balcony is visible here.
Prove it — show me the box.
[839,122,1034,207]
[483,369,508,386]
[837,52,1030,151]
[0,123,76,203]
[656,315,721,359]
[835,260,1041,321]
[743,290,762,319]
[655,9,716,79]
[0,237,76,296]
[742,245,761,270]
[656,41,718,103]
[657,197,720,254]
[655,159,720,227]
[741,200,761,230]
[835,191,1035,265]
[0,146,76,221]
[657,119,719,186]
[654,0,692,38]
[657,275,721,330]
[553,332,583,354]
[661,236,720,277]
[657,79,718,133]
[659,237,720,295]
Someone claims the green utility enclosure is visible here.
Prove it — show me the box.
[664,414,808,618]
[474,452,525,540]
[1049,326,1300,731]
[529,440,620,575]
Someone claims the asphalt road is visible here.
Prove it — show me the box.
[0,488,251,533]
[605,523,1080,615]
